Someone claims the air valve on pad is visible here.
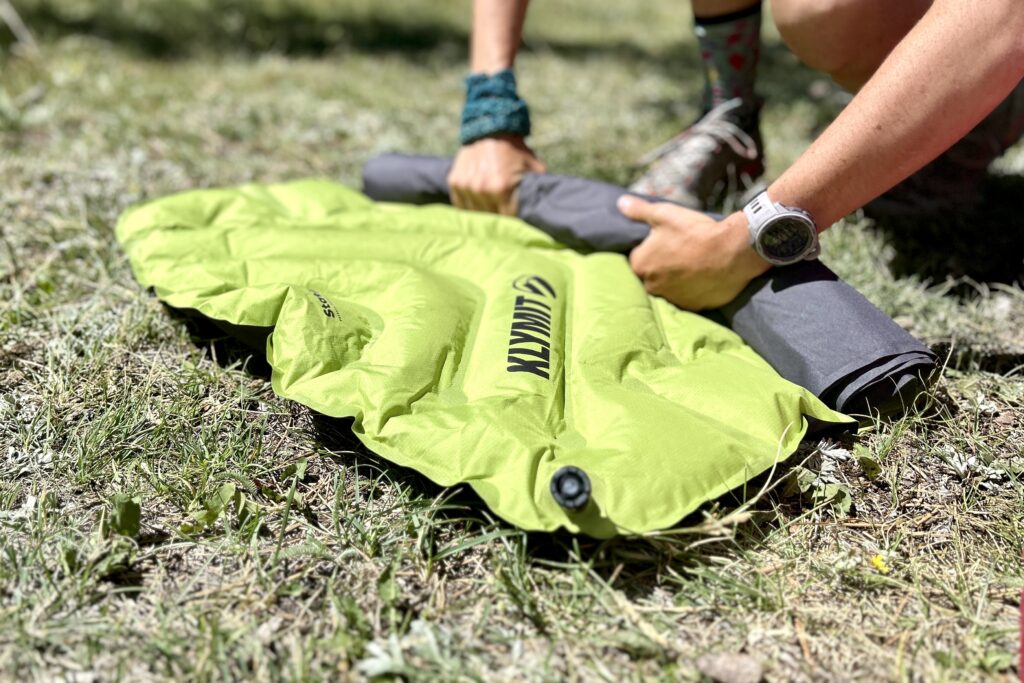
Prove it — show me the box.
[550,466,591,511]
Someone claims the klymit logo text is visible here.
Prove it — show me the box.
[507,275,557,379]
[311,290,338,319]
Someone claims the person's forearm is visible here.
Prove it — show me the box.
[769,0,1024,229]
[470,0,530,74]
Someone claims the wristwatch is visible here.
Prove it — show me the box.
[742,191,820,266]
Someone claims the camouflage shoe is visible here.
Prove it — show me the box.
[865,78,1024,220]
[629,98,765,210]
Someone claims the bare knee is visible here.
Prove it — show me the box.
[772,0,861,76]
[772,0,930,88]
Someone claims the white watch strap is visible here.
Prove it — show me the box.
[743,191,821,264]
[742,191,779,240]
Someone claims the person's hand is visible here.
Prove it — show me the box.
[617,195,772,311]
[448,134,546,215]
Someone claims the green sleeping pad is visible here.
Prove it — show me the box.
[117,179,853,537]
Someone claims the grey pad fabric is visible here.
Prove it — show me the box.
[363,153,652,252]
[362,153,936,416]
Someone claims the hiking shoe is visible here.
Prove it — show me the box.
[865,78,1024,220]
[629,98,765,210]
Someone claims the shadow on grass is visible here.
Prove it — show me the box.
[870,173,1024,288]
[17,3,469,58]
[309,410,857,612]
[169,302,864,604]
[16,0,821,112]
[169,305,273,377]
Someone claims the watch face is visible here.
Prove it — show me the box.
[761,216,814,262]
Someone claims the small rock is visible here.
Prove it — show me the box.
[993,412,1016,427]
[807,79,832,100]
[696,652,764,683]
[819,445,851,462]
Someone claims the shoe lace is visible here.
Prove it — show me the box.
[638,98,759,170]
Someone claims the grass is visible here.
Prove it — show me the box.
[1,1,1023,680]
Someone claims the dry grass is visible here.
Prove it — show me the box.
[1,1,1022,680]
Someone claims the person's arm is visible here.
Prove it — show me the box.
[770,0,1024,227]
[448,0,546,215]
[468,0,529,74]
[621,0,1024,311]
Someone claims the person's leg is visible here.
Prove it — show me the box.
[774,0,1024,218]
[630,0,766,209]
[692,0,763,116]
[772,0,931,92]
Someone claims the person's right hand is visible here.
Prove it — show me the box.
[447,134,546,215]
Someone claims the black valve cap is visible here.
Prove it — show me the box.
[550,466,591,511]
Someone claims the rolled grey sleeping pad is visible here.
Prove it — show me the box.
[362,154,936,417]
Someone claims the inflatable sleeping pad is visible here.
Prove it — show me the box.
[117,179,854,537]
[363,154,937,418]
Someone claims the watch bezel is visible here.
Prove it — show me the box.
[753,210,818,266]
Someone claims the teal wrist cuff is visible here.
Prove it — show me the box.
[460,69,531,145]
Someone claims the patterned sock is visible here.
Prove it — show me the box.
[694,4,762,119]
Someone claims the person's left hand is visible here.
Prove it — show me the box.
[617,195,772,311]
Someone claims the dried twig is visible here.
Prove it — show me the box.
[0,0,37,52]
